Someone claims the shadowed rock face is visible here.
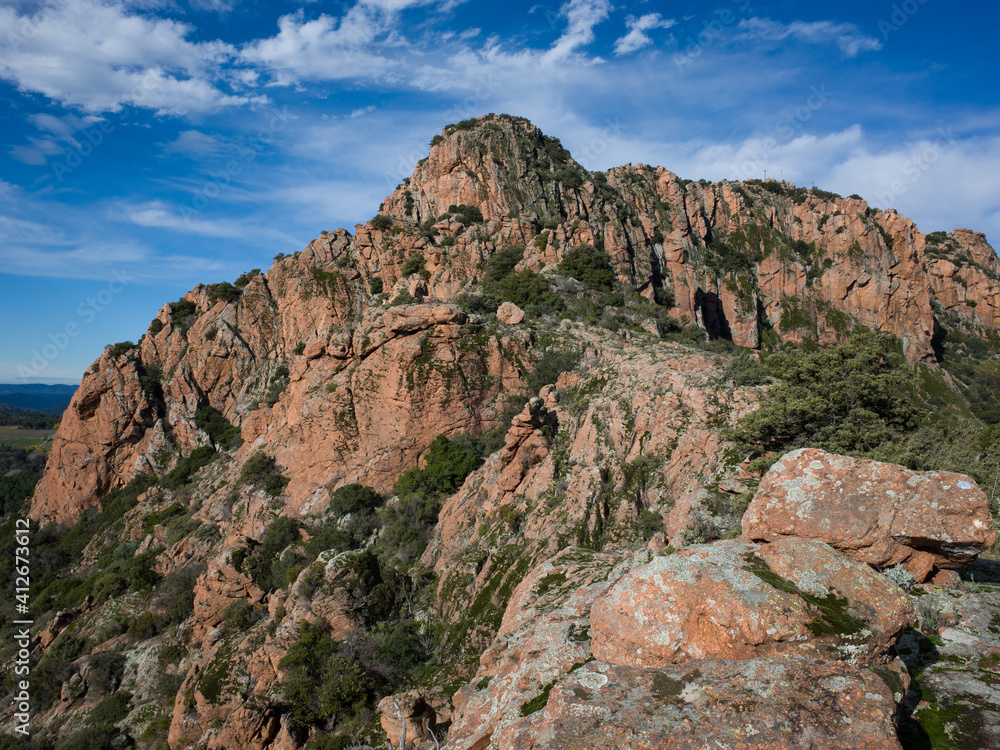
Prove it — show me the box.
[742,447,997,580]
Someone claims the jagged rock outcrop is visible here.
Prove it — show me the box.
[742,448,997,581]
[32,300,527,526]
[422,336,760,656]
[379,115,1000,359]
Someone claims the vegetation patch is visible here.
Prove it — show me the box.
[520,680,556,716]
[239,450,290,497]
[743,552,865,637]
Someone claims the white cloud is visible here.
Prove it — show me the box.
[543,0,612,63]
[160,130,231,159]
[738,18,883,57]
[614,13,675,55]
[121,200,300,243]
[9,138,65,166]
[240,7,394,85]
[0,0,264,114]
[123,201,243,237]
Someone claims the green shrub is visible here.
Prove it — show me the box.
[278,621,373,730]
[391,288,416,306]
[377,494,441,568]
[35,633,86,708]
[109,342,133,358]
[157,672,184,701]
[237,516,302,590]
[374,619,426,673]
[493,270,564,314]
[400,252,427,277]
[449,203,484,225]
[678,325,707,345]
[329,484,383,517]
[559,244,616,290]
[369,277,383,295]
[724,351,769,387]
[728,331,918,457]
[155,564,203,624]
[526,348,581,393]
[239,451,289,497]
[170,299,197,328]
[143,501,186,533]
[137,362,163,397]
[161,446,218,490]
[264,364,290,407]
[194,404,242,449]
[234,269,261,289]
[127,612,158,639]
[394,435,481,499]
[483,246,525,286]
[220,600,255,634]
[370,214,393,231]
[207,282,241,305]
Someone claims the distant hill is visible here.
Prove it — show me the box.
[0,384,76,415]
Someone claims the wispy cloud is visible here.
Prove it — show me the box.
[737,18,883,57]
[543,0,612,63]
[160,130,232,159]
[614,13,675,55]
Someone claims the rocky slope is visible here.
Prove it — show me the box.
[6,114,1000,750]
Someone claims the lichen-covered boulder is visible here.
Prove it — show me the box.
[590,537,915,668]
[742,448,997,580]
[497,656,904,750]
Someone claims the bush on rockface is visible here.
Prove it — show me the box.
[558,244,616,291]
[378,434,484,568]
[728,330,918,458]
[239,451,290,497]
[278,620,373,730]
[234,516,302,591]
[728,330,1000,504]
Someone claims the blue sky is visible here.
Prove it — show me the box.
[0,0,998,384]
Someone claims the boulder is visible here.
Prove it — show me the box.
[496,656,903,750]
[302,340,325,359]
[496,301,525,325]
[590,538,915,668]
[743,448,997,579]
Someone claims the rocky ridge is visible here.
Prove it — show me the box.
[8,114,1000,750]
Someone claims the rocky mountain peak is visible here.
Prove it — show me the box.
[381,113,588,225]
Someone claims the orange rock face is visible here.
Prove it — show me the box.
[742,448,997,579]
[31,299,527,526]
